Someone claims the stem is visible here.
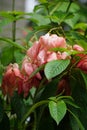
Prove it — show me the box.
[68,109,85,130]
[12,0,16,42]
[12,20,16,42]
[49,27,59,34]
[33,77,47,101]
[46,4,51,23]
[36,105,46,130]
[12,0,16,62]
[50,2,62,15]
[12,0,15,11]
[48,26,65,37]
[21,100,49,124]
[32,111,37,130]
[66,0,72,13]
[59,26,66,37]
[57,95,73,101]
[0,37,26,51]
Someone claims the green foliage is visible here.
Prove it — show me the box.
[35,77,59,102]
[0,38,26,51]
[0,113,10,130]
[14,49,25,64]
[29,13,50,26]
[68,109,85,130]
[11,92,27,120]
[49,99,67,125]
[44,59,70,79]
[70,70,87,129]
[0,11,25,32]
[0,98,4,122]
[0,46,14,65]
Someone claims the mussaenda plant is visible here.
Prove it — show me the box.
[1,33,87,130]
[0,0,87,129]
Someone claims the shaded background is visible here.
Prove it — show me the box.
[0,0,87,42]
[0,0,26,41]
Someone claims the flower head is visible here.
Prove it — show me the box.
[77,54,87,73]
[39,33,66,50]
[1,63,23,96]
[73,44,84,52]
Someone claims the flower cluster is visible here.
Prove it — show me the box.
[1,33,86,97]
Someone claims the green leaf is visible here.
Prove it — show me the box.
[49,2,63,15]
[11,92,26,120]
[14,49,25,64]
[49,100,67,125]
[79,71,87,89]
[29,64,44,79]
[29,13,50,26]
[66,31,87,49]
[0,11,25,21]
[74,23,87,31]
[21,100,48,123]
[49,15,59,23]
[64,99,80,109]
[65,12,80,28]
[68,109,85,130]
[0,37,26,51]
[37,112,55,130]
[50,11,74,24]
[0,18,12,32]
[0,62,4,83]
[39,0,48,3]
[70,114,79,130]
[25,30,36,43]
[35,77,59,102]
[0,46,14,65]
[44,59,70,80]
[70,70,87,129]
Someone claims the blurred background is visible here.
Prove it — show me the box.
[0,0,87,40]
[0,0,25,40]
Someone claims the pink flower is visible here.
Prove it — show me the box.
[32,64,42,80]
[47,52,58,62]
[57,52,71,60]
[1,63,23,96]
[22,59,34,76]
[22,56,42,80]
[22,77,40,97]
[77,54,87,73]
[57,78,71,96]
[73,44,84,52]
[27,41,41,63]
[37,49,47,66]
[26,34,67,67]
[61,52,71,59]
[56,51,63,60]
[39,33,66,50]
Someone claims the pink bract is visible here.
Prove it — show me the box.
[77,54,87,73]
[47,52,58,62]
[73,44,84,52]
[22,56,42,79]
[27,41,41,63]
[22,77,40,97]
[39,33,66,50]
[37,49,47,66]
[1,63,23,96]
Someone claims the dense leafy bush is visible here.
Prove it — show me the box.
[0,0,87,130]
